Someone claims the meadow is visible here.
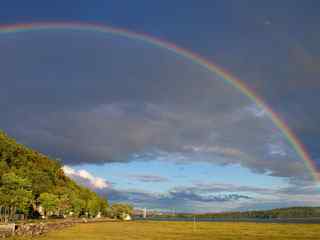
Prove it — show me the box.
[11,221,320,240]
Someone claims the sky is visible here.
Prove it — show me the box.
[1,0,320,212]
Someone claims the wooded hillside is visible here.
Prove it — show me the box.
[0,130,108,220]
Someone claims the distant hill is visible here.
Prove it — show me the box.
[0,130,108,220]
[196,207,320,219]
[154,207,320,220]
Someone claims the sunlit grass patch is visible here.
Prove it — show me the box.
[10,221,320,240]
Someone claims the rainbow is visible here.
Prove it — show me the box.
[0,22,318,181]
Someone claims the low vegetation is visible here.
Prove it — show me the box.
[10,221,320,240]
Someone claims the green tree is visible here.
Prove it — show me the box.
[39,192,59,217]
[70,197,86,216]
[110,203,133,219]
[99,198,109,216]
[0,173,33,215]
[87,196,101,217]
[29,170,54,197]
[57,194,72,216]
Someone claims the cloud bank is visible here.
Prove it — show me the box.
[0,30,313,183]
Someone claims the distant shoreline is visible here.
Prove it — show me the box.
[134,217,320,224]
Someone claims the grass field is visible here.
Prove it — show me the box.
[12,221,320,240]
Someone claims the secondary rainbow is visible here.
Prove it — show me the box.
[0,22,318,182]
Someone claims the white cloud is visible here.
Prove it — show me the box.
[78,169,93,179]
[62,165,76,175]
[62,165,110,189]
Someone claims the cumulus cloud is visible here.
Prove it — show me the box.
[62,165,110,189]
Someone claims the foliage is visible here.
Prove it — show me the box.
[110,203,133,219]
[0,130,109,218]
[39,193,59,215]
[0,172,33,214]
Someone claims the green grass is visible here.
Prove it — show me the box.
[11,221,320,240]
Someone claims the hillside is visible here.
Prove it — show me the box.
[0,130,108,220]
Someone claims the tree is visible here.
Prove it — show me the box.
[29,170,54,197]
[57,194,72,216]
[39,193,59,217]
[87,196,101,217]
[70,197,86,216]
[99,198,109,216]
[0,173,33,218]
[110,203,133,219]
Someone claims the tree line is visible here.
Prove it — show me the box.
[158,207,320,219]
[0,130,132,222]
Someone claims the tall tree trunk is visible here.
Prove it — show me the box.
[0,206,3,222]
[4,207,8,223]
[11,206,16,221]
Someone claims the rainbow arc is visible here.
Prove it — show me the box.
[0,22,317,181]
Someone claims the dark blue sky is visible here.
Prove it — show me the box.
[1,1,320,211]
